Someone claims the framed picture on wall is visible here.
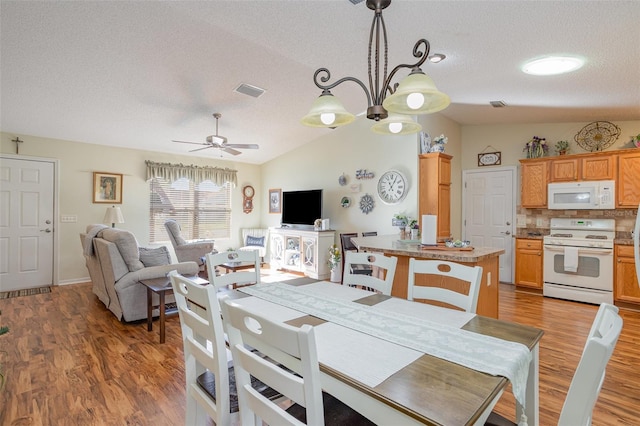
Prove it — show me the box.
[93,172,123,204]
[269,188,281,214]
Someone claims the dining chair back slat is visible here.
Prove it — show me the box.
[342,251,398,295]
[206,250,260,292]
[408,259,482,313]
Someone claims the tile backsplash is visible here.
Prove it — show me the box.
[517,207,637,235]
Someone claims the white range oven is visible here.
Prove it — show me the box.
[543,218,615,305]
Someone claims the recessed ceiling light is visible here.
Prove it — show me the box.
[428,53,446,63]
[522,56,584,75]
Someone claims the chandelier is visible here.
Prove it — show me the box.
[300,0,450,135]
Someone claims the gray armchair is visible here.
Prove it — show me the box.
[164,219,215,270]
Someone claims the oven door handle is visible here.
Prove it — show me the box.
[544,246,613,255]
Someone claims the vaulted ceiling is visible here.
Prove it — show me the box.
[1,1,639,164]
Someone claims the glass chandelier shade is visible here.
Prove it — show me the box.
[300,91,356,128]
[382,69,450,115]
[371,113,422,135]
[301,0,449,136]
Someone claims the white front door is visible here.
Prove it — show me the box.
[0,156,55,291]
[462,167,516,283]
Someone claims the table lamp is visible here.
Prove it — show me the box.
[104,205,124,228]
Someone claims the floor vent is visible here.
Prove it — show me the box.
[234,83,266,98]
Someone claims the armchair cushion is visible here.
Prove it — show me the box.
[164,219,187,246]
[100,228,144,272]
[139,246,171,267]
[246,235,265,247]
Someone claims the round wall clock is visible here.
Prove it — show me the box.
[359,194,374,214]
[377,170,408,205]
[574,121,621,152]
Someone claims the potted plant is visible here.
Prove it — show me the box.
[429,134,448,152]
[555,140,570,155]
[408,219,419,240]
[633,134,640,148]
[523,136,548,158]
[327,244,341,282]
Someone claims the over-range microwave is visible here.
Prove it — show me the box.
[547,180,615,210]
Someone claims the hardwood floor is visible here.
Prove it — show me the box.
[1,281,638,425]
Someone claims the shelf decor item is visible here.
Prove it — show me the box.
[359,194,375,214]
[268,188,281,214]
[429,134,448,153]
[574,121,620,152]
[523,136,548,158]
[554,140,570,155]
[327,244,341,282]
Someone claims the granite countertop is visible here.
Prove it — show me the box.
[351,235,504,262]
[515,229,635,245]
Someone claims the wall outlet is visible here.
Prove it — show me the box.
[536,218,544,227]
[516,214,527,227]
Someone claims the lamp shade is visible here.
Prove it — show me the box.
[104,206,124,227]
[382,69,450,115]
[371,113,422,135]
[301,92,356,128]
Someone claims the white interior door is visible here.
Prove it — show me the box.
[462,167,516,284]
[0,156,55,291]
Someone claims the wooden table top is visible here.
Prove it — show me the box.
[235,280,544,425]
[352,234,505,262]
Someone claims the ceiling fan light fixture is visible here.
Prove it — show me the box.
[300,91,356,128]
[382,68,450,115]
[371,113,421,135]
[522,56,584,76]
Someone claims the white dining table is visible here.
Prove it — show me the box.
[232,279,543,425]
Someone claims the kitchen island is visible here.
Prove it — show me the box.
[351,235,504,318]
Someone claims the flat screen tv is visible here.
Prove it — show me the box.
[281,189,323,227]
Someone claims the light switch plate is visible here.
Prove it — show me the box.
[516,214,526,227]
[61,215,77,223]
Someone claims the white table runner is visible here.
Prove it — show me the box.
[240,282,532,410]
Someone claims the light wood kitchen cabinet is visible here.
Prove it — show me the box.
[515,238,543,289]
[550,158,579,181]
[419,152,451,241]
[614,245,640,305]
[520,158,548,208]
[581,153,616,180]
[617,150,640,207]
[549,152,616,182]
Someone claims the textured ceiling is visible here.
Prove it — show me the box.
[1,0,639,164]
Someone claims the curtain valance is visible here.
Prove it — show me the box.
[145,160,238,187]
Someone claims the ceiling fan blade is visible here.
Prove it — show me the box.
[172,140,207,146]
[189,146,215,153]
[225,144,259,150]
[222,147,242,156]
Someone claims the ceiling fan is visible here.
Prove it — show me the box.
[172,113,259,156]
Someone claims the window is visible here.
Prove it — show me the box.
[150,177,231,243]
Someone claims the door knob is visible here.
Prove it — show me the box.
[500,230,511,235]
[40,228,52,233]
[45,219,52,224]
[506,221,511,226]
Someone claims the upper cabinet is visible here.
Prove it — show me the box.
[549,152,617,182]
[617,150,640,207]
[521,148,637,208]
[520,158,548,208]
[419,152,452,241]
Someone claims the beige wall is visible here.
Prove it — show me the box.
[1,133,262,283]
[2,119,639,284]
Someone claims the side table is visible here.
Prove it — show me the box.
[140,275,208,343]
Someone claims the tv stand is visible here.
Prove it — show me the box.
[269,228,335,280]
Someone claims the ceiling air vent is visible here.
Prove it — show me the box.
[234,83,266,98]
[490,100,507,108]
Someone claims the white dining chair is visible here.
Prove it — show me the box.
[169,271,231,425]
[407,258,482,313]
[206,249,261,292]
[486,302,623,426]
[220,295,375,426]
[342,251,398,295]
[170,271,281,426]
